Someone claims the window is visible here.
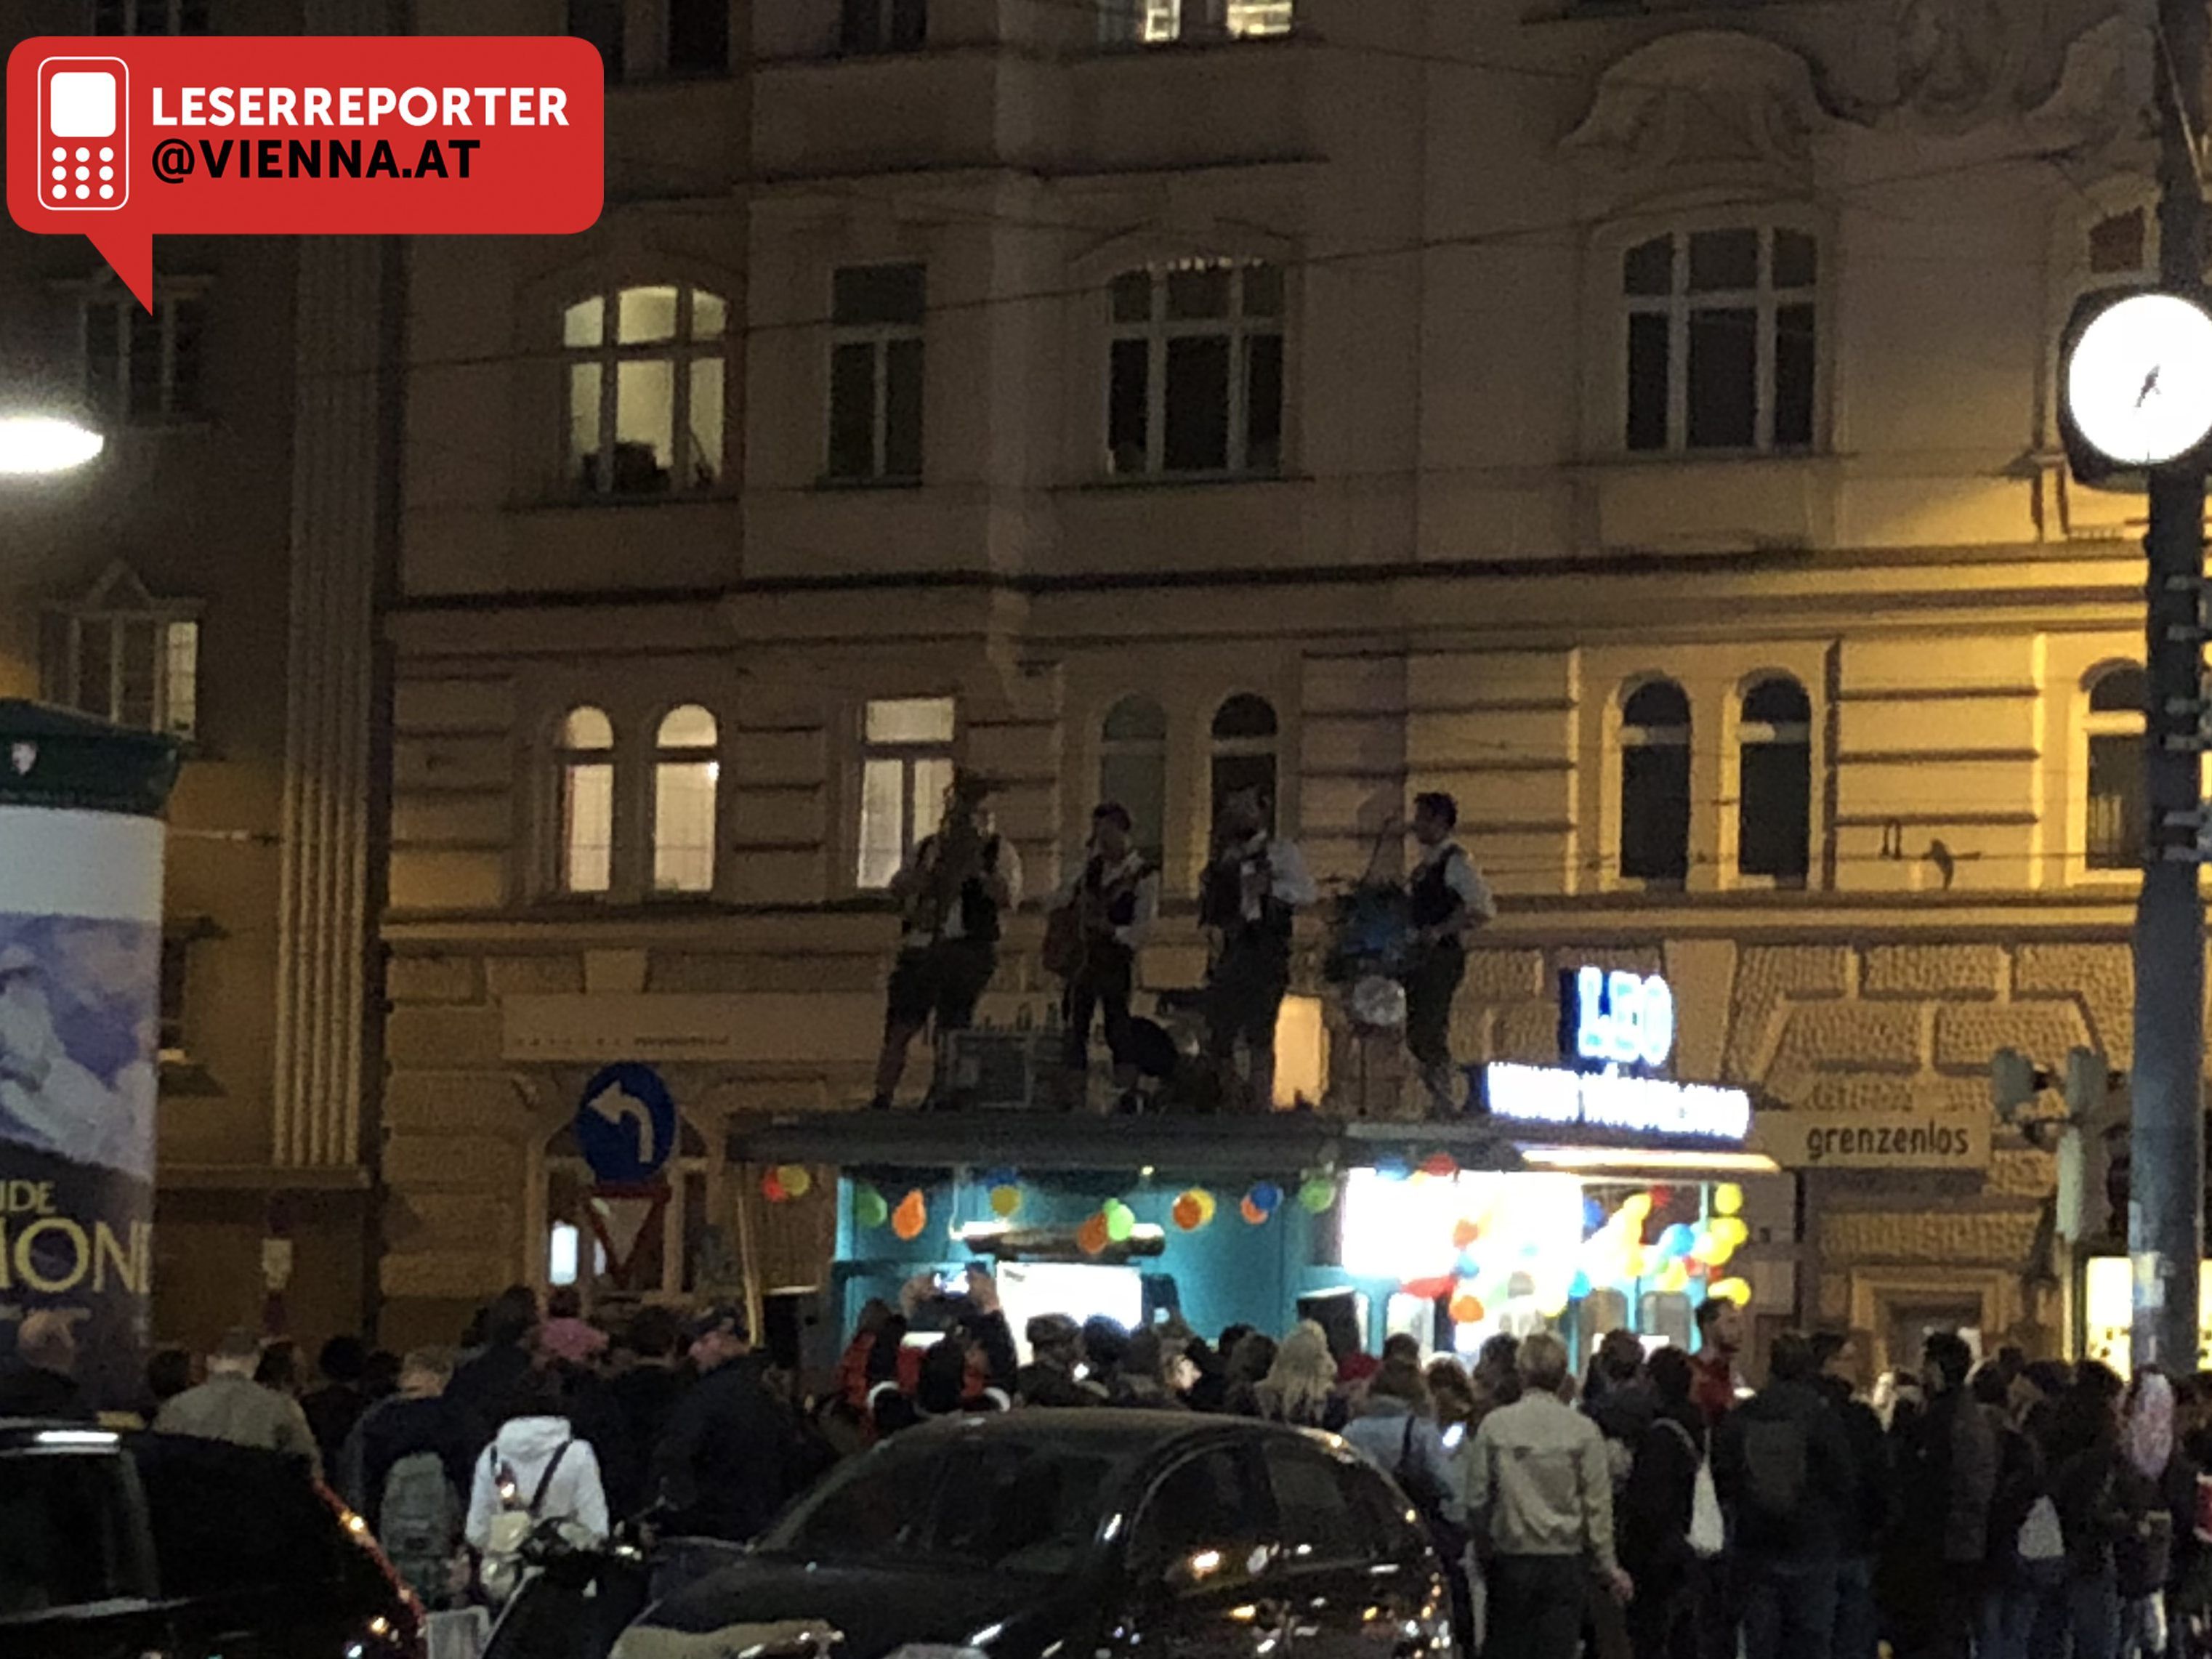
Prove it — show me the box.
[557,706,616,895]
[1620,679,1691,884]
[563,283,728,497]
[840,0,927,54]
[1623,226,1817,453]
[1109,262,1283,477]
[1131,1448,1268,1574]
[92,0,211,33]
[1262,1442,1362,1563]
[84,288,207,421]
[653,704,719,894]
[858,696,956,889]
[1211,693,1277,834]
[2088,209,2148,276]
[1099,695,1168,865]
[0,1452,151,1617]
[828,265,926,482]
[39,569,200,739]
[667,0,730,73]
[1738,676,1811,884]
[2086,664,2147,871]
[567,0,626,78]
[1098,0,1293,44]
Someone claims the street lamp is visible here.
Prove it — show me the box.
[0,413,105,477]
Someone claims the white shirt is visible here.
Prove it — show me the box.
[1052,849,1160,949]
[1216,834,1317,919]
[897,833,1026,948]
[1417,839,1498,925]
[464,1416,610,1551]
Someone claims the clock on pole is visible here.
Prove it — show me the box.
[2061,287,2212,483]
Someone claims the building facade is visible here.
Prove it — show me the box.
[376,0,2165,1368]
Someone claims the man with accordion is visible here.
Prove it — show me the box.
[1400,791,1496,1115]
[1200,788,1317,1112]
[1044,802,1160,1113]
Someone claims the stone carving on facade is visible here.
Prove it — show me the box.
[2018,12,2157,158]
[1892,0,2016,129]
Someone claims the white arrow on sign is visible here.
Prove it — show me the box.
[588,1082,663,1169]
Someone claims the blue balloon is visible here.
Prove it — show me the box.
[1250,1182,1283,1214]
[1659,1223,1696,1259]
[1567,1271,1593,1300]
[1458,1250,1483,1277]
[1583,1197,1606,1232]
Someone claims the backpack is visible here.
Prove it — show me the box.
[1656,1417,1726,1559]
[379,1449,462,1607]
[1395,1416,1469,1560]
[1740,1415,1811,1534]
[477,1440,572,1604]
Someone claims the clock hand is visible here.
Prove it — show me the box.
[2139,364,2164,407]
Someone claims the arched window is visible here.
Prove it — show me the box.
[563,283,728,496]
[557,706,615,895]
[1211,693,1278,834]
[1738,676,1812,884]
[653,704,719,894]
[1620,679,1691,884]
[2086,664,2148,871]
[1099,695,1168,865]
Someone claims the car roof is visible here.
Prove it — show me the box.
[860,1408,1334,1460]
[0,1418,126,1452]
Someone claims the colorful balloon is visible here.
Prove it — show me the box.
[1078,1213,1110,1256]
[1172,1193,1205,1231]
[1299,1176,1338,1214]
[1191,1188,1218,1226]
[1448,1294,1485,1325]
[1535,1288,1570,1320]
[990,1184,1022,1219]
[1421,1153,1460,1180]
[1248,1182,1283,1215]
[1104,1199,1137,1243]
[1711,1216,1751,1250]
[1567,1270,1593,1300]
[776,1164,813,1200]
[1240,1196,1270,1225]
[1658,1223,1696,1259]
[852,1184,889,1229]
[892,1189,928,1242]
[1657,1260,1691,1295]
[1618,1192,1655,1224]
[1708,1277,1751,1307]
[1402,1275,1456,1301]
[1714,1183,1745,1217]
[760,1169,788,1203]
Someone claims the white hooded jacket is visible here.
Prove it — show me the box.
[464,1415,610,1551]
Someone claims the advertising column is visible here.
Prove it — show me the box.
[0,701,179,1408]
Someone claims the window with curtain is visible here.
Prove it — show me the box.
[858,696,956,889]
[1210,693,1278,834]
[653,704,719,894]
[563,283,728,496]
[1620,679,1691,884]
[1099,695,1168,865]
[2085,664,2147,871]
[1097,0,1292,44]
[1737,676,1811,884]
[558,706,617,895]
[1622,226,1817,453]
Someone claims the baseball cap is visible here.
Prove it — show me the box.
[686,1303,749,1344]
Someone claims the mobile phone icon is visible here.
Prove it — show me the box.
[37,57,129,212]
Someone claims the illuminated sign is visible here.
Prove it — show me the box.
[1562,966,1674,1073]
[1484,1061,1752,1144]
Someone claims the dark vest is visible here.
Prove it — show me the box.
[957,836,1004,945]
[1410,846,1466,932]
[1083,855,1146,931]
[1200,846,1293,950]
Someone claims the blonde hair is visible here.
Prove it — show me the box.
[1259,1321,1338,1424]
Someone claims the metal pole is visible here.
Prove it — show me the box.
[2133,0,2208,1376]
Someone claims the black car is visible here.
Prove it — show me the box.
[0,1418,422,1659]
[614,1410,1453,1659]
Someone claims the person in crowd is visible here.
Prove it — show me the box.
[1621,1346,1706,1659]
[608,1305,690,1516]
[1809,1331,1890,1659]
[1112,1328,1188,1410]
[1583,1331,1655,1659]
[1690,1296,1746,1428]
[1394,791,1495,1115]
[2047,1361,2140,1659]
[1428,1357,1477,1438]
[1081,1315,1132,1401]
[1252,1320,1348,1432]
[868,771,1022,1112]
[1015,1313,1097,1408]
[650,1304,794,1541]
[2118,1371,2179,1659]
[1180,1333,1230,1412]
[142,1344,193,1420]
[1466,1332,1631,1659]
[1884,1332,1995,1659]
[539,1285,610,1368]
[1218,1324,1254,1365]
[1222,1331,1278,1417]
[1049,802,1158,1113]
[1976,1360,2059,1659]
[833,1299,899,1413]
[1713,1330,1857,1659]
[464,1366,609,1566]
[340,1346,475,1610]
[157,1327,321,1472]
[302,1335,371,1472]
[1198,787,1315,1112]
[0,1309,86,1418]
[447,1285,539,1445]
[1471,1332,1525,1427]
[254,1337,303,1397]
[1349,1357,1469,1650]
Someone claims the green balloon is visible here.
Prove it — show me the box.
[854,1186,889,1229]
[1299,1177,1337,1214]
[1104,1200,1137,1243]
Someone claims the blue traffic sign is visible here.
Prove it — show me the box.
[575,1063,677,1184]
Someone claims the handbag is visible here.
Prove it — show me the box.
[1397,1416,1469,1559]
[1658,1418,1724,1559]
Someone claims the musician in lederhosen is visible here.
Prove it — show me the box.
[1047,802,1160,1113]
[868,771,1024,1111]
[1399,791,1495,1115]
[1200,788,1315,1112]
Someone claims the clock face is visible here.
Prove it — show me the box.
[2067,292,2212,468]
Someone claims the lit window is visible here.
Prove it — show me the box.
[1623,227,1816,453]
[1620,679,1690,885]
[1098,0,1292,44]
[840,0,927,54]
[1210,693,1277,835]
[563,283,728,497]
[858,696,956,889]
[1100,695,1168,866]
[653,703,720,894]
[92,0,210,33]
[39,568,200,739]
[828,265,926,483]
[558,706,616,895]
[2085,664,2147,872]
[1737,676,1810,885]
[84,288,207,421]
[1109,262,1283,477]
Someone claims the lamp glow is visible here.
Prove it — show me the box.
[0,414,104,476]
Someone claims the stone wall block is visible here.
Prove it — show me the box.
[484,956,585,997]
[1934,1004,2091,1073]
[1860,945,2006,1000]
[1464,950,1549,1000]
[387,955,483,1004]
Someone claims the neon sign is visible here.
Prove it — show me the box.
[1563,966,1675,1073]
[1484,1062,1752,1144]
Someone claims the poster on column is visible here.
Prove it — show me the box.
[0,804,164,1410]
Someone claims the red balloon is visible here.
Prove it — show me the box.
[1401,1275,1456,1301]
[1172,1195,1204,1232]
[1240,1197,1270,1225]
[1421,1153,1460,1179]
[760,1171,788,1203]
[1650,1185,1676,1211]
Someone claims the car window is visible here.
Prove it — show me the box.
[1130,1447,1269,1575]
[1338,1457,1427,1558]
[0,1451,151,1618]
[132,1434,375,1607]
[1263,1442,1364,1564]
[766,1437,1115,1577]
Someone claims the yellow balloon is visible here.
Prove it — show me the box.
[778,1164,813,1199]
[1536,1288,1570,1320]
[1658,1260,1690,1295]
[1620,1246,1647,1281]
[1619,1192,1655,1223]
[1708,1277,1752,1306]
[989,1184,1022,1219]
[1705,1235,1739,1270]
[1712,1216,1750,1250]
[1714,1183,1745,1217]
